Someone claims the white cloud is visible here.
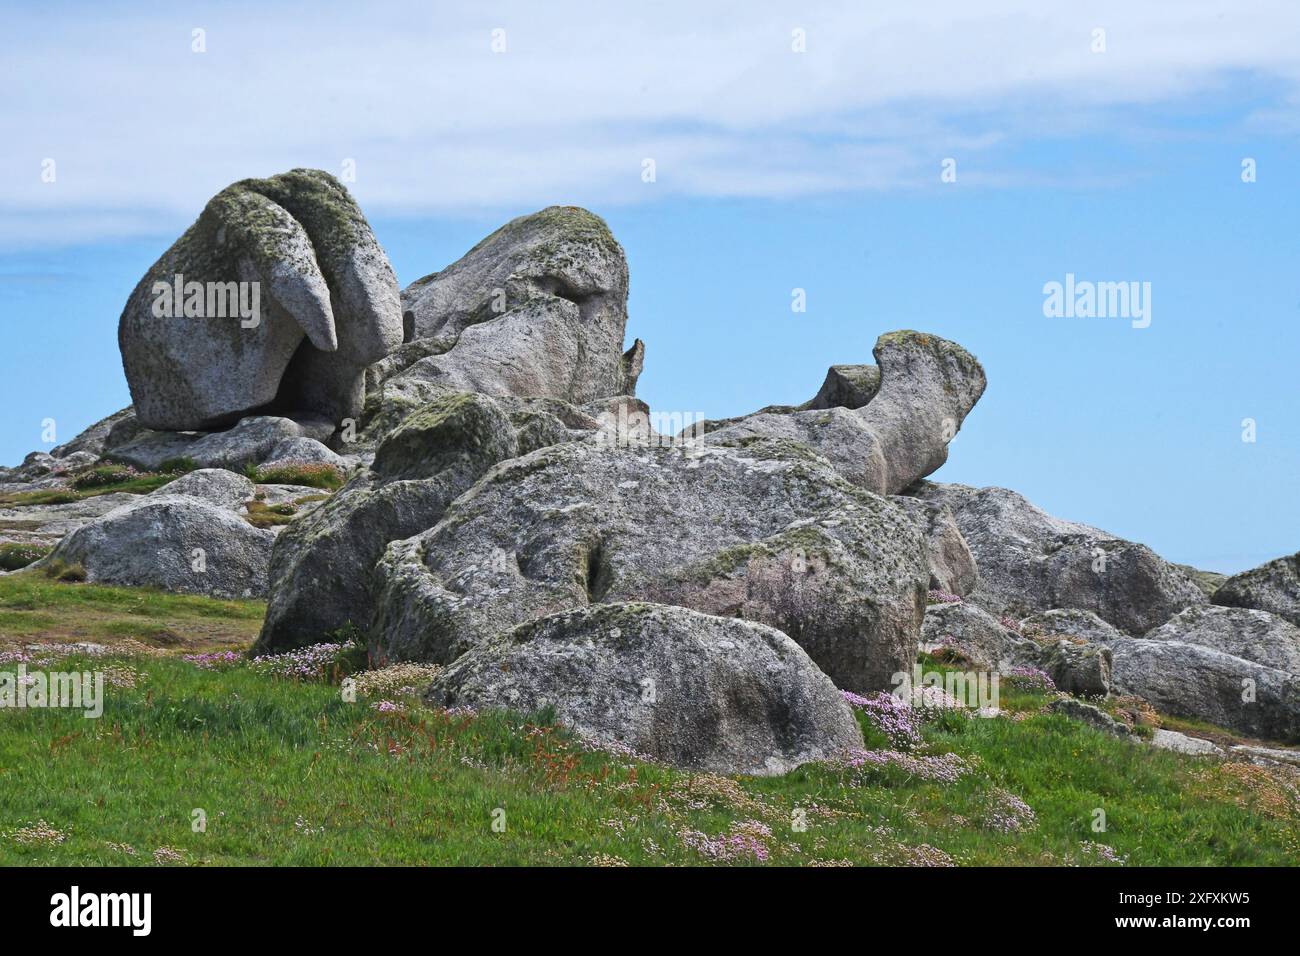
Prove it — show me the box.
[2,0,1299,244]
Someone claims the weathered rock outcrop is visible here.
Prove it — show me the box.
[252,391,519,654]
[908,482,1205,633]
[119,169,401,432]
[373,437,928,691]
[43,495,274,598]
[1144,605,1300,675]
[1111,638,1300,742]
[703,331,985,495]
[1212,552,1300,627]
[153,469,255,510]
[892,496,979,596]
[922,601,1040,670]
[107,415,337,472]
[1020,608,1128,644]
[379,207,639,408]
[426,603,864,775]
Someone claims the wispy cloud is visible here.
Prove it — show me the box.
[3,0,1299,245]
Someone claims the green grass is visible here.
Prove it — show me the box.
[0,473,180,507]
[0,580,1296,866]
[0,543,52,572]
[244,500,298,528]
[245,462,343,490]
[0,573,264,648]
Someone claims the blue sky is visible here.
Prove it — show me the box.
[2,1,1299,573]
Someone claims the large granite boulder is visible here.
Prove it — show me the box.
[1213,552,1300,627]
[703,331,985,496]
[42,496,274,598]
[892,496,979,596]
[106,414,336,472]
[119,169,401,432]
[1112,638,1300,742]
[153,468,255,510]
[373,437,929,692]
[908,482,1205,634]
[425,602,864,775]
[1020,607,1128,644]
[921,601,1040,670]
[378,207,640,410]
[1144,605,1300,675]
[252,391,519,654]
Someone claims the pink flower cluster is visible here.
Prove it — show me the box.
[842,690,924,749]
[983,787,1037,833]
[999,615,1021,633]
[677,820,772,862]
[249,642,349,680]
[843,749,971,784]
[1005,666,1057,693]
[182,650,243,670]
[927,589,963,604]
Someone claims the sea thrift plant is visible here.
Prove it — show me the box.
[842,749,971,784]
[1005,666,1057,694]
[842,690,924,749]
[249,642,351,681]
[677,820,772,863]
[927,589,962,605]
[982,787,1037,833]
[183,650,243,670]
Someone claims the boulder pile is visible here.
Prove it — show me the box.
[4,168,1297,772]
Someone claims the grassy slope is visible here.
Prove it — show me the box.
[0,576,1297,866]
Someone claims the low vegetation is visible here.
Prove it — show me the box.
[0,462,191,507]
[245,461,344,490]
[0,543,52,572]
[0,577,1295,866]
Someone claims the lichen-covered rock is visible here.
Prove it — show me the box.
[1111,638,1300,742]
[119,169,401,432]
[43,495,274,598]
[921,601,1040,670]
[107,415,335,472]
[50,407,141,460]
[265,437,344,469]
[1150,730,1223,756]
[252,392,518,653]
[425,602,863,775]
[1020,608,1128,644]
[704,331,985,495]
[1049,698,1130,737]
[1040,639,1112,697]
[1144,605,1300,674]
[892,496,979,596]
[805,364,880,410]
[908,482,1205,634]
[1212,552,1300,627]
[372,437,928,692]
[387,206,637,406]
[153,469,255,510]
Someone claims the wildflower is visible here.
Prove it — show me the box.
[1005,666,1057,693]
[249,642,351,681]
[842,690,924,749]
[927,589,962,605]
[982,787,1037,833]
[353,662,443,699]
[678,820,772,863]
[7,820,69,847]
[840,749,971,784]
[182,650,243,670]
[152,846,185,866]
[1077,840,1127,865]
